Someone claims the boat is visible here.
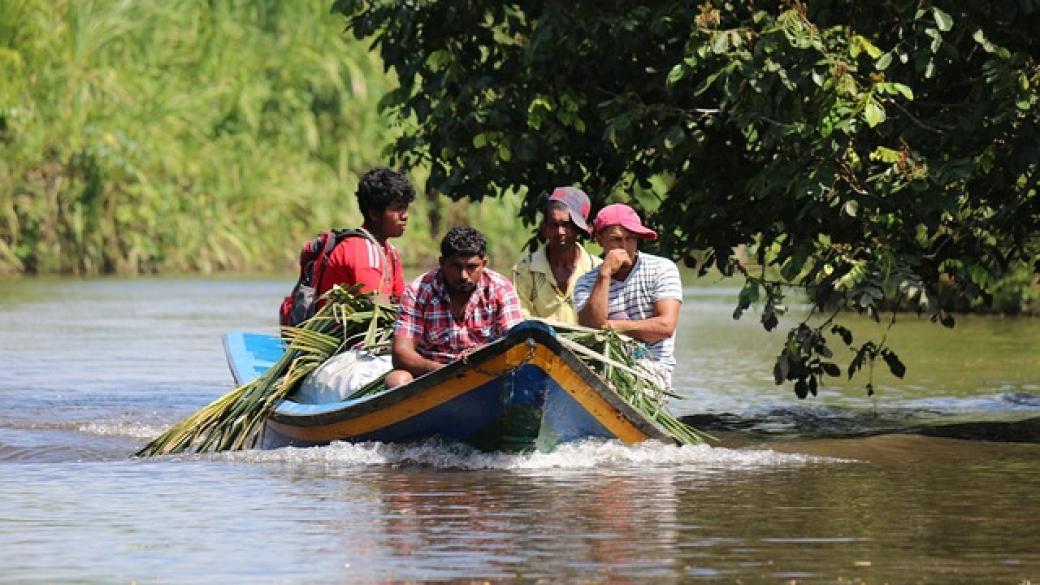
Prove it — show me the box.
[222,320,676,451]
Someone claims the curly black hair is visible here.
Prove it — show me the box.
[440,225,487,259]
[355,167,416,216]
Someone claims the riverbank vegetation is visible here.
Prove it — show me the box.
[0,0,530,277]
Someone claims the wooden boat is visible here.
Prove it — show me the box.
[223,321,675,450]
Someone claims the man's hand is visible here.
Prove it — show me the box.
[392,334,443,377]
[599,248,632,279]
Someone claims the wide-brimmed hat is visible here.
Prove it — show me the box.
[548,187,592,234]
[592,203,657,240]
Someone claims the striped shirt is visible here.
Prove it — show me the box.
[573,252,683,374]
[394,267,524,364]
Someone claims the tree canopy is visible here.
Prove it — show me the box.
[333,0,1040,397]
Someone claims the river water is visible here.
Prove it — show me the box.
[0,276,1037,584]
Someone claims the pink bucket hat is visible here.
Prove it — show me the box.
[549,187,592,234]
[592,203,657,240]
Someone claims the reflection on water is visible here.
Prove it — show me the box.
[0,277,1038,583]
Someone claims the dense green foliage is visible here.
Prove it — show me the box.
[0,0,527,276]
[334,0,1040,396]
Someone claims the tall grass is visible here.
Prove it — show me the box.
[0,0,531,277]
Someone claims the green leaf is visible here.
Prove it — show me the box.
[426,49,451,70]
[528,110,543,130]
[497,143,512,162]
[863,99,886,127]
[711,31,730,53]
[794,378,808,399]
[739,279,761,305]
[779,249,809,281]
[925,27,942,53]
[869,146,902,163]
[830,324,854,346]
[527,95,553,130]
[932,7,953,32]
[667,64,686,87]
[882,349,907,378]
[694,68,725,96]
[892,83,913,100]
[875,52,893,70]
[843,199,859,217]
[852,35,882,59]
[664,125,685,149]
[973,29,997,53]
[773,354,789,385]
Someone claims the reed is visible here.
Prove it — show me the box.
[137,286,710,456]
[0,0,537,277]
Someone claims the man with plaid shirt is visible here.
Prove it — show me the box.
[385,226,524,387]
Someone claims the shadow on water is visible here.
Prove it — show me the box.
[683,393,1040,445]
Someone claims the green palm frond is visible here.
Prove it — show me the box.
[136,285,383,457]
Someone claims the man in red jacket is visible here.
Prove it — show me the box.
[294,168,416,403]
[315,167,416,303]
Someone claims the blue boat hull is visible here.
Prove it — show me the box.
[223,321,673,450]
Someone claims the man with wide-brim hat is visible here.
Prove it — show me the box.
[573,203,683,388]
[512,187,601,325]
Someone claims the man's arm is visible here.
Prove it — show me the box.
[390,279,442,377]
[604,299,680,343]
[577,271,612,329]
[577,249,630,329]
[391,334,444,377]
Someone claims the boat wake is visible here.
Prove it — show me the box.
[214,437,843,470]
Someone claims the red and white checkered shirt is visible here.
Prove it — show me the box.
[394,267,524,364]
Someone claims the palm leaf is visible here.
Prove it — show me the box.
[136,285,385,456]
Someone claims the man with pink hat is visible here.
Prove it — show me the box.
[573,203,683,387]
[511,187,601,324]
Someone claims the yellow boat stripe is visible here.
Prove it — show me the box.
[535,346,650,444]
[268,343,652,444]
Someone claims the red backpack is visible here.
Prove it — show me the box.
[279,229,363,327]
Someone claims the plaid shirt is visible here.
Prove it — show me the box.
[394,267,524,363]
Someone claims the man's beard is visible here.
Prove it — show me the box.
[447,281,475,295]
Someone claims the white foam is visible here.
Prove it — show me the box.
[78,421,170,440]
[218,438,841,470]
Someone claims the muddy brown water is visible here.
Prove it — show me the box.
[0,276,1037,583]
